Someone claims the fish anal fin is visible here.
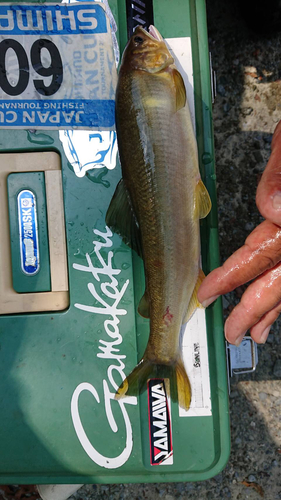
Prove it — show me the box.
[194,179,212,219]
[105,179,142,258]
[183,269,205,323]
[176,358,191,410]
[138,290,150,318]
[172,68,186,111]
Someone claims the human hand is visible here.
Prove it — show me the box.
[198,121,281,346]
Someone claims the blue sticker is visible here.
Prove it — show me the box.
[18,190,40,275]
[0,100,115,128]
[0,3,117,129]
[0,4,107,35]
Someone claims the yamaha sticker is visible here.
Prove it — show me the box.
[148,379,173,466]
[18,190,39,275]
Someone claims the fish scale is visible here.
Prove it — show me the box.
[119,73,194,324]
[106,26,211,409]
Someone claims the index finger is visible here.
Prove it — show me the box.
[256,121,281,225]
[198,220,281,305]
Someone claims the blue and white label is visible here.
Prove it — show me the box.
[0,3,117,129]
[0,4,107,35]
[18,190,39,275]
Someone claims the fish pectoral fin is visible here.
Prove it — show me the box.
[138,290,150,318]
[105,178,143,258]
[183,269,205,323]
[172,68,186,111]
[194,179,212,219]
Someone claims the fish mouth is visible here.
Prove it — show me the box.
[135,25,164,42]
[148,25,163,41]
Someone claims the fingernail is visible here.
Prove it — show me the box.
[201,295,219,308]
[260,326,271,344]
[234,332,247,347]
[272,191,281,210]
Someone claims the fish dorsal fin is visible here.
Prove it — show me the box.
[138,290,150,318]
[105,179,143,258]
[194,179,212,219]
[172,68,186,111]
[183,269,205,323]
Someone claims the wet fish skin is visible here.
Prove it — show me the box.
[106,26,211,410]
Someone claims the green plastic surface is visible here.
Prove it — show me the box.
[0,0,230,484]
[7,172,51,293]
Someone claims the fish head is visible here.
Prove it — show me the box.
[121,25,174,73]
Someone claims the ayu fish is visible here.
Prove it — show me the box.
[106,25,211,410]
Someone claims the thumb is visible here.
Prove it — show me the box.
[256,121,281,226]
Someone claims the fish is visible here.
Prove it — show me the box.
[106,25,211,410]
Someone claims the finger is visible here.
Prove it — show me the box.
[256,121,281,226]
[224,261,281,345]
[198,220,281,306]
[250,300,281,343]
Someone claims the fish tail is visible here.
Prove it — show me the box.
[116,354,191,411]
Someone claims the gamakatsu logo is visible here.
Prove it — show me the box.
[148,379,173,466]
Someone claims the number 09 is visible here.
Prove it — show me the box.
[0,38,63,96]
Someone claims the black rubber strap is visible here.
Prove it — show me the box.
[126,0,154,39]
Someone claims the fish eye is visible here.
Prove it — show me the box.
[134,36,144,44]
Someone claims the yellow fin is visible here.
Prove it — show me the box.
[138,291,150,318]
[176,358,191,410]
[194,179,212,219]
[173,68,186,111]
[183,269,205,323]
[116,354,191,411]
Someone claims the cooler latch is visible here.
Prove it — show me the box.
[226,337,259,392]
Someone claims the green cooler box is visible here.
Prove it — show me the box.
[0,0,230,484]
